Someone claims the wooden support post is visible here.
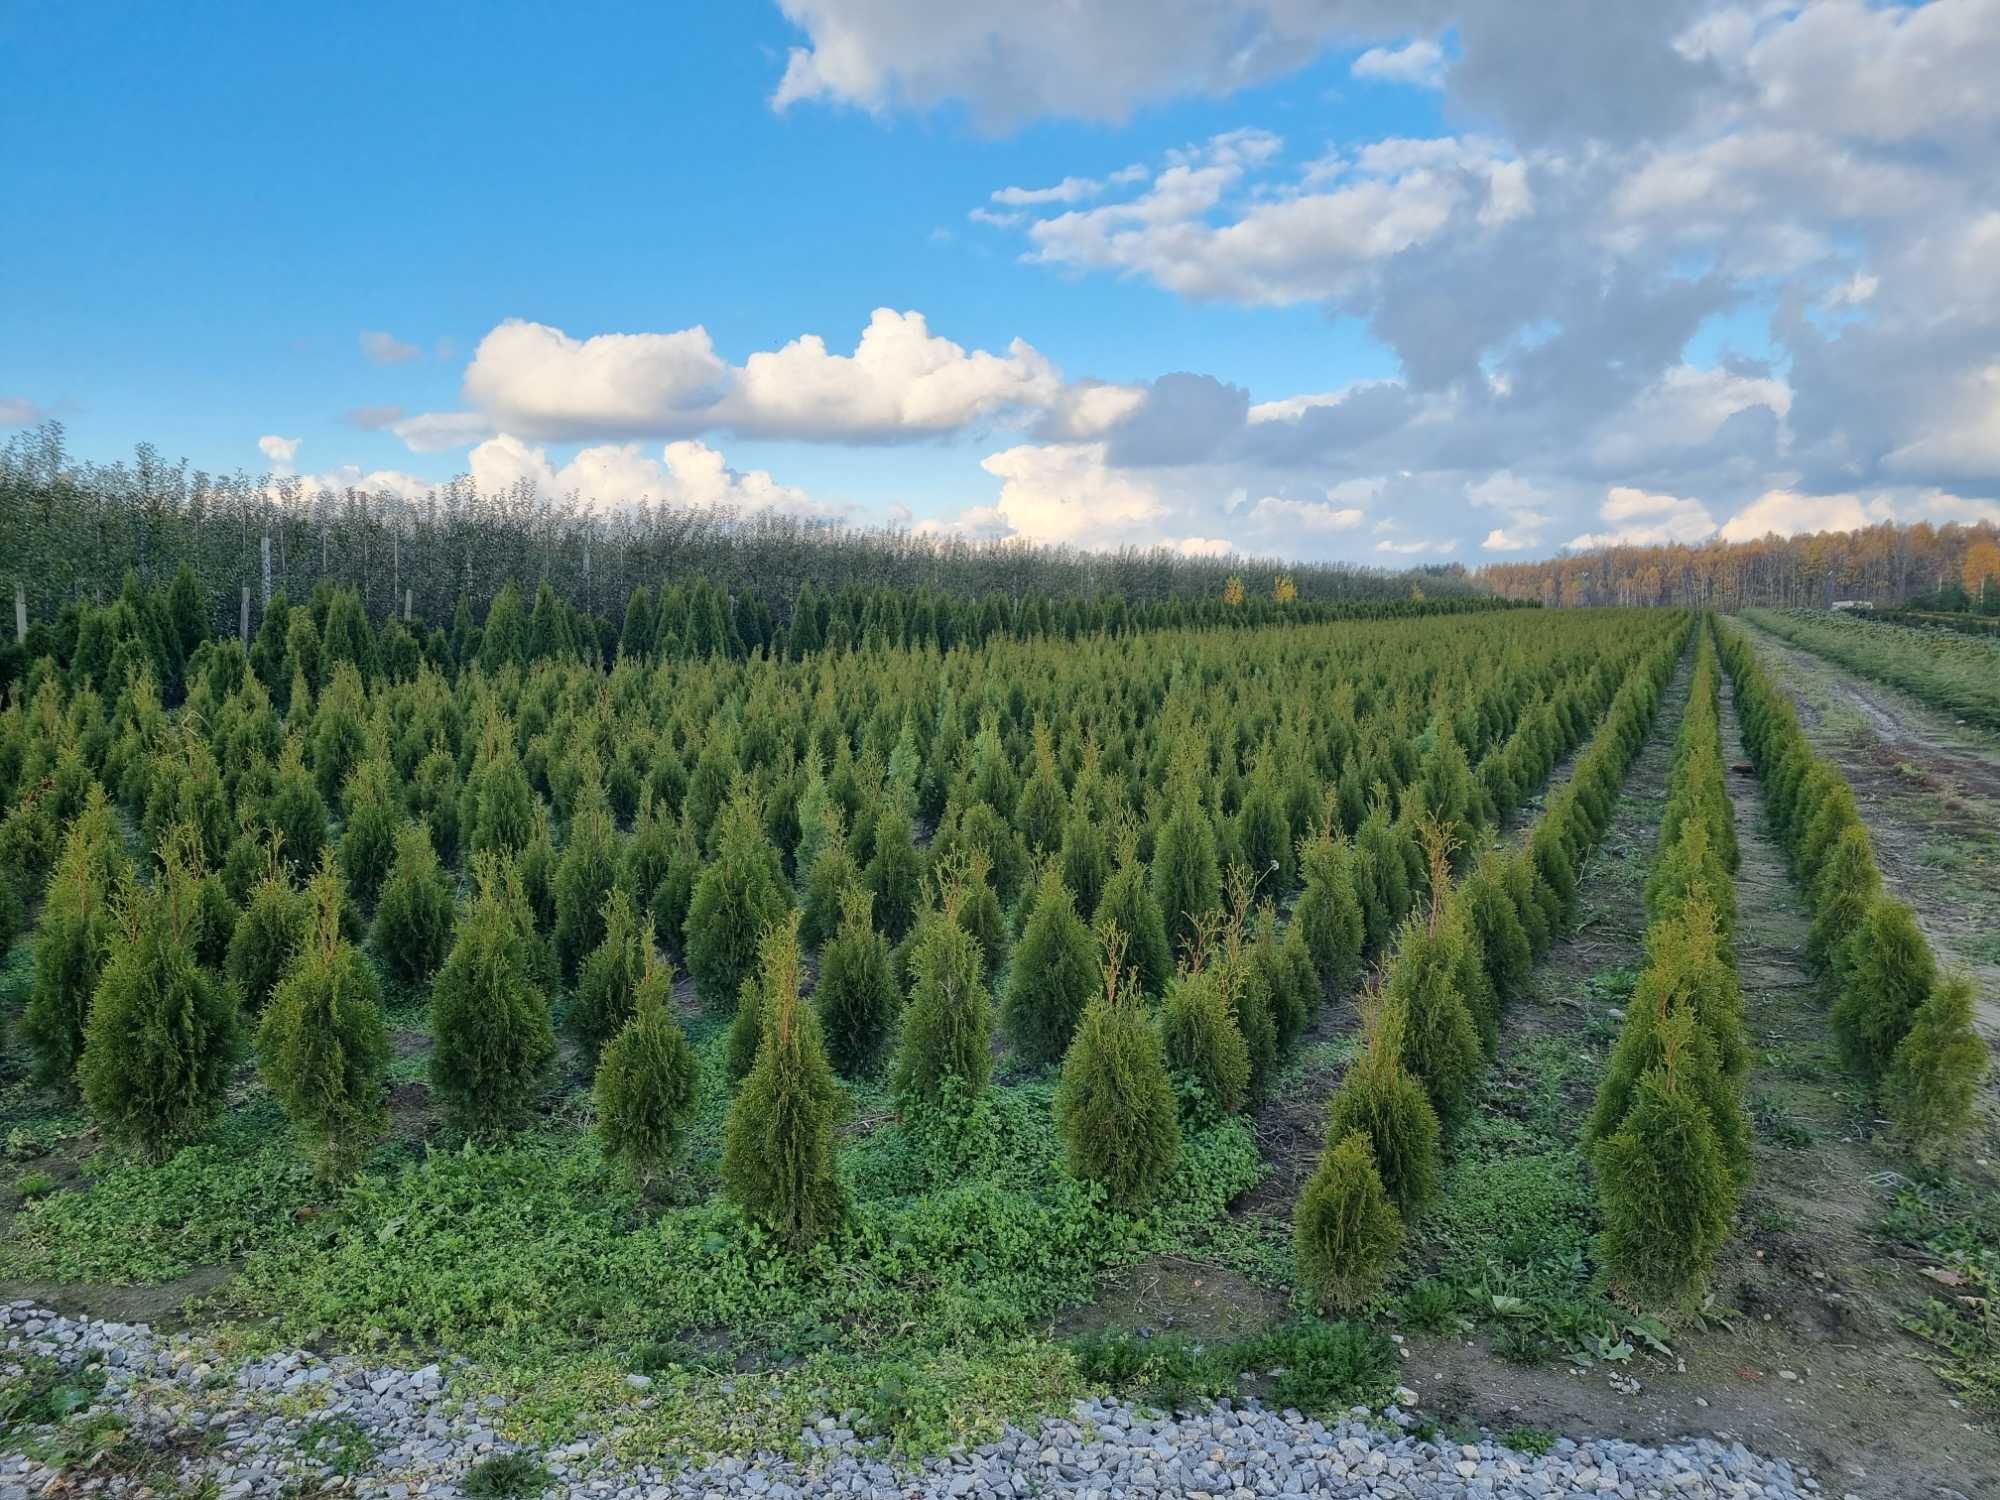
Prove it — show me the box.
[262,533,272,609]
[240,585,251,647]
[13,582,25,646]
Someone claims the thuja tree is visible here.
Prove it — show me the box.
[1161,963,1250,1120]
[685,787,793,1010]
[1322,1002,1442,1216]
[79,828,243,1162]
[1832,895,1937,1080]
[569,885,648,1063]
[257,860,391,1181]
[1055,931,1180,1209]
[891,885,993,1110]
[1292,819,1364,994]
[553,787,621,980]
[594,954,700,1188]
[722,915,845,1249]
[429,856,556,1138]
[1884,972,1986,1162]
[1594,1014,1735,1308]
[225,857,310,1012]
[371,819,454,986]
[21,786,130,1090]
[863,805,925,945]
[1002,864,1099,1069]
[1097,832,1172,997]
[1294,1129,1404,1312]
[337,753,402,913]
[1151,784,1221,963]
[816,884,899,1077]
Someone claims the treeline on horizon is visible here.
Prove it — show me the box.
[0,558,1525,712]
[0,423,1482,642]
[1480,518,2000,610]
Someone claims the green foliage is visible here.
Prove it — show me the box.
[21,787,128,1089]
[1001,866,1099,1070]
[429,857,556,1138]
[815,885,899,1078]
[1594,1029,1736,1308]
[1806,823,1879,979]
[552,791,620,980]
[1295,1130,1404,1311]
[1382,911,1483,1133]
[371,819,455,986]
[1323,1009,1442,1215]
[1293,823,1364,992]
[1151,789,1220,962]
[593,956,699,1186]
[78,832,244,1163]
[1161,965,1250,1119]
[1053,937,1180,1209]
[863,806,925,945]
[1833,895,1938,1080]
[256,861,391,1181]
[1095,838,1172,996]
[462,1453,554,1499]
[798,827,860,950]
[1884,972,1987,1163]
[721,916,845,1250]
[568,886,648,1063]
[337,755,402,911]
[226,864,310,1012]
[892,900,994,1110]
[684,791,792,1010]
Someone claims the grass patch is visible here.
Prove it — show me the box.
[1879,1178,2000,1410]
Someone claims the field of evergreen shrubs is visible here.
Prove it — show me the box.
[0,568,1988,1460]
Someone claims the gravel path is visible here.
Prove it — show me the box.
[0,1305,1838,1499]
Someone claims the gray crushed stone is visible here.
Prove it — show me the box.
[0,1304,1841,1498]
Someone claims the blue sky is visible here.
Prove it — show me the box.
[5,1,1997,562]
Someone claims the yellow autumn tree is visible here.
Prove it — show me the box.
[1273,574,1298,605]
[1964,540,2000,602]
[1222,575,1246,607]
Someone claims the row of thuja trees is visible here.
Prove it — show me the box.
[2,547,1519,712]
[1290,614,1690,1307]
[1716,619,1984,1153]
[4,604,1675,1247]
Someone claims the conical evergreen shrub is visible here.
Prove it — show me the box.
[1002,865,1100,1069]
[1832,895,1937,1080]
[1383,906,1483,1133]
[952,848,1009,978]
[263,737,326,877]
[816,885,899,1078]
[371,820,455,986]
[1054,933,1180,1209]
[1883,972,1987,1162]
[722,915,845,1249]
[1594,1019,1736,1308]
[864,806,925,945]
[685,789,793,1010]
[594,954,699,1186]
[337,755,401,912]
[727,972,766,1084]
[429,856,556,1138]
[21,789,130,1090]
[1161,965,1250,1119]
[1293,823,1364,992]
[1294,1130,1404,1312]
[1151,787,1220,962]
[1097,835,1173,996]
[1459,854,1532,1005]
[569,886,648,1062]
[256,861,391,1181]
[891,886,993,1110]
[1323,1002,1442,1215]
[798,827,860,950]
[553,790,621,980]
[79,830,243,1162]
[225,861,310,1012]
[1353,798,1410,955]
[1058,808,1110,921]
[1806,823,1879,978]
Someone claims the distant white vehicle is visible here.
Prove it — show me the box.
[1830,599,1873,610]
